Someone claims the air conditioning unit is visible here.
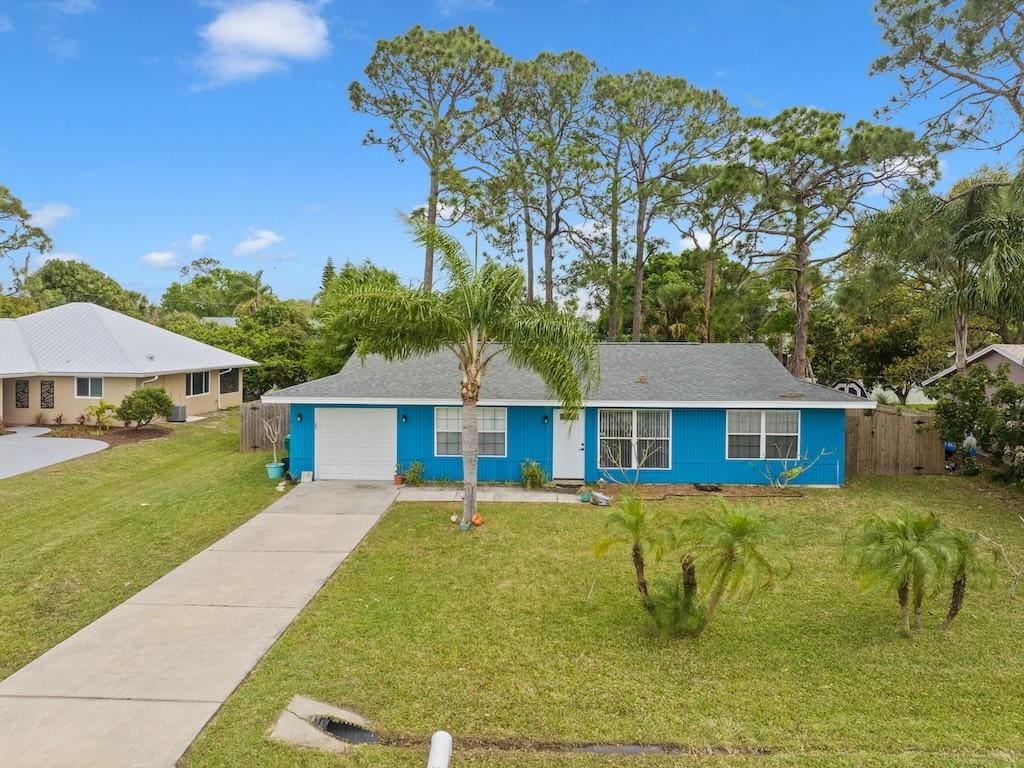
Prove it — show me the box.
[170,405,187,423]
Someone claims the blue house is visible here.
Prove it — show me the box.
[262,343,872,486]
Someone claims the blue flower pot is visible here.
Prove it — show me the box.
[266,462,285,480]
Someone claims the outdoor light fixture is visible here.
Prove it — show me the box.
[543,414,549,424]
[401,414,408,423]
[296,412,303,423]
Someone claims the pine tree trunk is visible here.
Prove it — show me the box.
[897,581,911,636]
[424,170,439,292]
[631,197,648,342]
[789,235,812,379]
[544,232,555,307]
[953,313,969,372]
[523,207,535,304]
[941,572,967,630]
[632,543,653,613]
[607,182,621,340]
[702,252,715,344]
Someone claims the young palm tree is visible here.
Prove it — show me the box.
[849,510,957,636]
[232,270,274,316]
[321,219,598,528]
[675,501,791,633]
[594,494,664,613]
[940,529,996,630]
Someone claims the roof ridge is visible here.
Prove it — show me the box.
[88,304,137,372]
[11,314,42,373]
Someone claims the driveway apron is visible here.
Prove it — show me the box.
[0,427,107,480]
[0,481,396,768]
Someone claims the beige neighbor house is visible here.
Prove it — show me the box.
[0,302,257,426]
[922,344,1024,387]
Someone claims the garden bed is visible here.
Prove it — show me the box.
[44,424,172,447]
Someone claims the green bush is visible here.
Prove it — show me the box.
[403,460,425,486]
[520,459,547,490]
[115,388,174,430]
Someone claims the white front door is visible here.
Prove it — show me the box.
[314,407,397,480]
[552,408,585,479]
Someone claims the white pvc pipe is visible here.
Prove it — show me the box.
[427,731,452,768]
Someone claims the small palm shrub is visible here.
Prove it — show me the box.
[84,399,117,432]
[848,509,958,636]
[596,497,790,637]
[520,459,547,490]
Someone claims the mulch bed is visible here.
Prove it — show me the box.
[44,425,172,447]
[583,483,804,499]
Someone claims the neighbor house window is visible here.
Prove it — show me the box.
[598,409,671,470]
[434,406,507,457]
[40,380,55,409]
[219,369,239,395]
[186,371,210,397]
[726,410,800,460]
[75,377,103,398]
[15,379,29,409]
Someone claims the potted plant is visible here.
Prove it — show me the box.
[262,412,285,480]
[394,463,404,485]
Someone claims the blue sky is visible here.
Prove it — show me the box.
[0,0,1014,302]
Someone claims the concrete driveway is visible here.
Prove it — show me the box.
[0,481,397,768]
[0,426,107,480]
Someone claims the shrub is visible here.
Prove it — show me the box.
[404,460,425,486]
[520,459,547,490]
[84,399,117,431]
[115,388,174,430]
[53,413,64,425]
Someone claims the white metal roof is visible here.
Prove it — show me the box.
[0,303,257,377]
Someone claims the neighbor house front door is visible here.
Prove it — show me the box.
[552,408,584,480]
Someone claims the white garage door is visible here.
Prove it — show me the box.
[314,408,397,480]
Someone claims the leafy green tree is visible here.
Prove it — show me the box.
[849,510,958,635]
[160,261,277,319]
[738,108,934,378]
[927,364,1001,453]
[1,185,51,297]
[348,25,508,291]
[115,388,174,429]
[320,257,336,291]
[873,0,1024,149]
[231,269,274,316]
[26,259,150,317]
[319,220,597,527]
[592,72,737,341]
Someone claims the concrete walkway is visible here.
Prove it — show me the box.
[0,426,107,480]
[396,486,582,504]
[0,481,397,768]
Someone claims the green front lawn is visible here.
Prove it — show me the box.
[0,411,281,679]
[183,476,1024,768]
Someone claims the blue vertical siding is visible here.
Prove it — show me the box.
[288,403,845,485]
[584,408,845,486]
[287,403,554,482]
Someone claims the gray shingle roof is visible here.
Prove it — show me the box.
[265,343,869,407]
[0,303,257,377]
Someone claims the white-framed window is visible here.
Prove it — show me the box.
[434,406,507,457]
[75,377,103,398]
[726,410,800,460]
[598,409,671,470]
[186,371,210,397]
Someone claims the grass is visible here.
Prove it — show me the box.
[182,475,1024,768]
[0,410,281,679]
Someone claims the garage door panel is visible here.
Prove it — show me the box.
[315,408,396,480]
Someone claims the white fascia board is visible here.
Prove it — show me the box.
[262,395,874,410]
[921,344,1024,387]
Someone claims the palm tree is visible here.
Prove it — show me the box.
[675,501,791,633]
[849,510,957,636]
[593,494,665,613]
[232,270,274,316]
[320,219,598,528]
[941,529,993,630]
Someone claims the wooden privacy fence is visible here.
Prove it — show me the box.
[846,405,945,476]
[240,401,288,453]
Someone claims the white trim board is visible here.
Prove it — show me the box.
[262,395,873,410]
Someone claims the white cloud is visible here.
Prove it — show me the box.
[436,0,495,15]
[29,202,76,229]
[197,0,329,86]
[141,250,179,269]
[188,233,211,252]
[681,229,712,251]
[233,228,284,255]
